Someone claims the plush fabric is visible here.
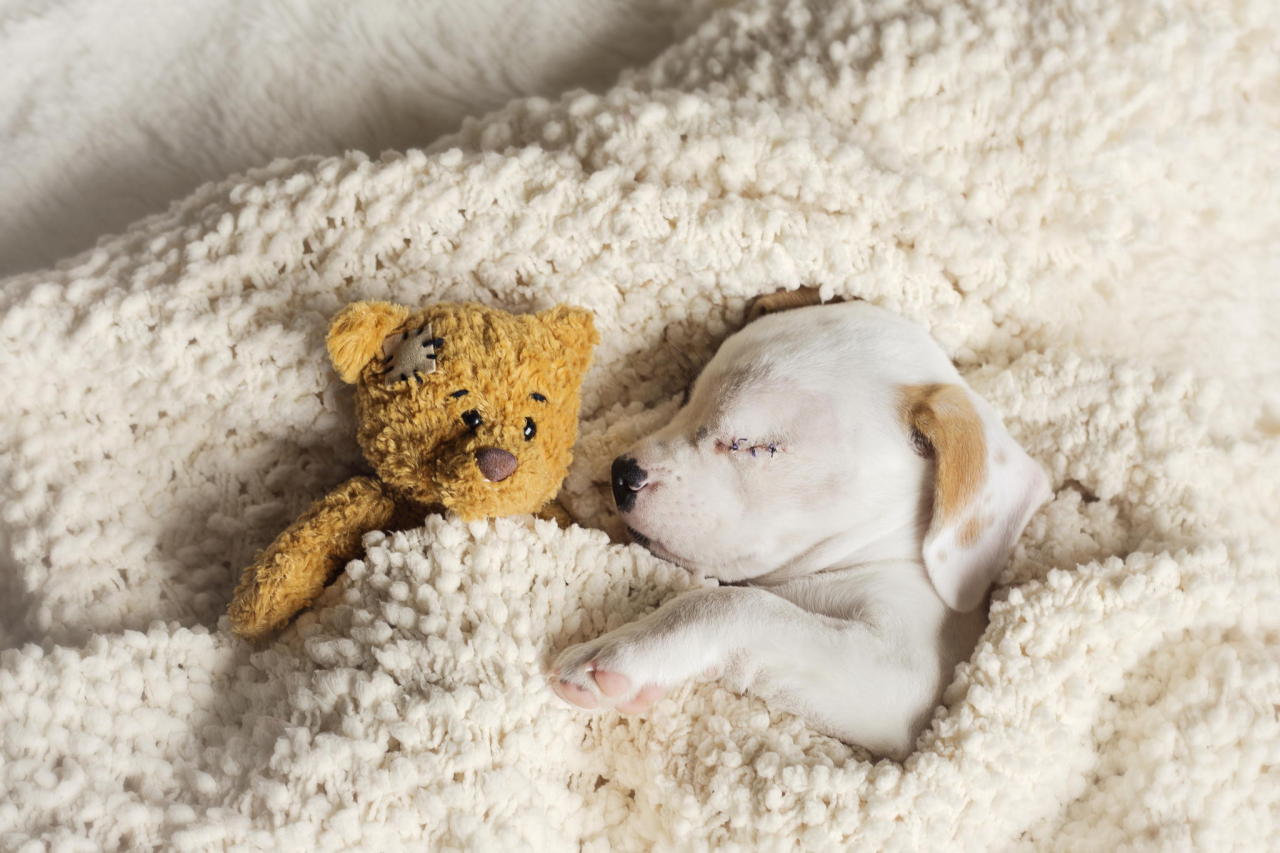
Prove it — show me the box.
[1,0,1277,849]
[228,301,598,640]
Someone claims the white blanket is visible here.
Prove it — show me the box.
[2,0,1278,849]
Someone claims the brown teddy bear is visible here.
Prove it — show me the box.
[228,300,598,639]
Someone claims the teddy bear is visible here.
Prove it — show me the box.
[228,299,598,639]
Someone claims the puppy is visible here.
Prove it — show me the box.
[551,298,1050,758]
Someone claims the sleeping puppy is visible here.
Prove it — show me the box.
[550,296,1051,759]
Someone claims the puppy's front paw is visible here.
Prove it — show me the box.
[549,632,670,715]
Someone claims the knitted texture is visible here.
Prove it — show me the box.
[1,0,1278,849]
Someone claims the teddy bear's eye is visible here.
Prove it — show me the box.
[523,417,537,441]
[461,409,482,429]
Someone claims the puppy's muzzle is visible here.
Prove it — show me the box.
[610,456,648,512]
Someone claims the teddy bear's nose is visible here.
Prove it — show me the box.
[475,447,518,482]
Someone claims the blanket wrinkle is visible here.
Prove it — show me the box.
[1,0,1278,849]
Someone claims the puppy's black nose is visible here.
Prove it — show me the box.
[611,456,648,512]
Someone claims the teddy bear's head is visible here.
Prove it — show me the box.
[326,301,597,519]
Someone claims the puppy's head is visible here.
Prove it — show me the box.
[612,302,1049,610]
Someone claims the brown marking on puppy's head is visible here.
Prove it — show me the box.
[745,286,852,324]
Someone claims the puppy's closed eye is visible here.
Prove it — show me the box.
[718,438,781,457]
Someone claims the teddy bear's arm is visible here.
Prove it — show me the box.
[228,476,397,639]
[534,499,575,527]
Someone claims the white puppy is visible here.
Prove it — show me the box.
[551,299,1051,759]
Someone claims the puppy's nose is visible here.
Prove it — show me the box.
[476,447,518,482]
[611,456,648,512]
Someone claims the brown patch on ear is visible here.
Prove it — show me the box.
[746,286,851,324]
[899,384,987,524]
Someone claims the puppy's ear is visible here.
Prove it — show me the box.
[326,301,410,383]
[900,383,1051,611]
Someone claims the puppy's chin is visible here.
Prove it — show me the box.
[624,526,699,574]
[623,525,652,549]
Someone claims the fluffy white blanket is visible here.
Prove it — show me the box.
[2,0,1278,849]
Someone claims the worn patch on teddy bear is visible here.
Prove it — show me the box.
[381,324,442,386]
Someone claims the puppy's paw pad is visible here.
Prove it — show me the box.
[617,684,667,715]
[592,668,632,699]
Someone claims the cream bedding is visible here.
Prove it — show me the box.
[1,0,1277,848]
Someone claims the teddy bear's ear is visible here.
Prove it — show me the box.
[538,305,599,375]
[326,301,410,383]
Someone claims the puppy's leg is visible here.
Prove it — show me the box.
[550,586,936,757]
